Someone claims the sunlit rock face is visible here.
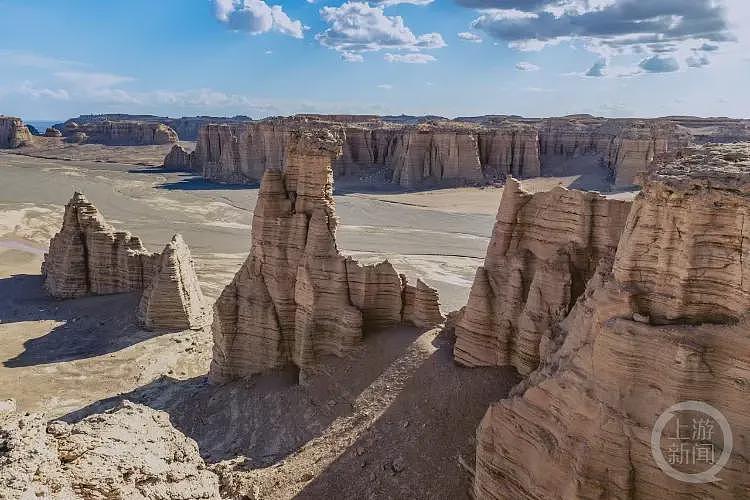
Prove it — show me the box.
[0,115,33,148]
[209,128,444,384]
[42,192,159,299]
[473,143,750,500]
[61,120,177,145]
[453,177,632,375]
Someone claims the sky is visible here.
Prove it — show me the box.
[0,0,749,120]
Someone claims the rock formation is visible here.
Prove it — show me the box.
[402,278,445,329]
[42,192,159,299]
[210,129,444,383]
[42,193,159,298]
[1,400,221,499]
[44,127,63,138]
[163,143,193,170]
[473,143,750,499]
[137,234,211,331]
[0,115,32,148]
[60,120,178,146]
[454,178,632,375]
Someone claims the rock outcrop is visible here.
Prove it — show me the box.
[454,178,632,375]
[0,115,32,148]
[163,143,193,170]
[60,120,178,145]
[42,192,159,299]
[402,278,445,329]
[473,143,750,499]
[210,129,443,383]
[0,400,221,499]
[137,234,211,331]
[44,127,63,138]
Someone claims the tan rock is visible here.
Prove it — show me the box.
[42,192,159,298]
[473,144,750,499]
[0,401,221,499]
[0,115,32,148]
[44,127,63,138]
[454,177,632,374]
[137,234,211,331]
[61,120,177,145]
[163,143,193,170]
[401,277,444,329]
[209,128,442,383]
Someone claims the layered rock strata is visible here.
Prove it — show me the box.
[402,278,445,329]
[0,400,221,499]
[163,143,193,170]
[454,178,632,375]
[0,115,32,148]
[61,120,177,145]
[179,115,717,189]
[44,127,63,138]
[137,234,211,331]
[42,193,159,299]
[209,130,443,383]
[473,143,750,499]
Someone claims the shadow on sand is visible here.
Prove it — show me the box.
[1,274,164,367]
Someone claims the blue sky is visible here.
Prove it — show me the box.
[1,0,749,120]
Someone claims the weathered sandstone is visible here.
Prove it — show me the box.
[163,143,193,170]
[473,143,750,499]
[0,115,32,148]
[42,192,159,298]
[60,120,177,145]
[402,277,445,329]
[44,127,63,138]
[137,234,211,331]
[209,129,444,383]
[1,400,221,499]
[454,178,632,375]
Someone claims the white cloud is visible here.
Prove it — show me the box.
[54,71,134,90]
[373,0,434,5]
[515,61,540,71]
[317,2,445,61]
[384,53,436,63]
[213,0,304,38]
[377,83,394,90]
[458,32,482,43]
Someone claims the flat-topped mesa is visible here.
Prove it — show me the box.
[473,144,750,499]
[614,142,750,324]
[454,177,632,375]
[137,234,211,331]
[42,193,159,299]
[209,129,443,383]
[61,120,178,145]
[0,115,33,148]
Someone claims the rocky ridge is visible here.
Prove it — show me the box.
[0,115,33,149]
[60,120,178,146]
[454,177,632,374]
[209,128,444,383]
[162,114,743,189]
[471,143,750,499]
[0,400,220,499]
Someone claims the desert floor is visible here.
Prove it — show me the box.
[0,148,635,498]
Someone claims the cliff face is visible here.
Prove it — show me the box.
[0,115,33,148]
[182,115,707,189]
[163,144,193,170]
[473,143,750,499]
[61,120,178,145]
[42,193,159,299]
[209,129,444,383]
[454,179,632,375]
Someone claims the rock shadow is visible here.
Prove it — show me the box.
[156,177,257,191]
[1,274,163,367]
[61,326,425,466]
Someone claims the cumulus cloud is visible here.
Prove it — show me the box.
[463,0,734,57]
[585,58,607,76]
[638,55,679,73]
[686,54,710,67]
[384,53,436,63]
[213,0,304,38]
[373,0,434,5]
[458,32,483,43]
[317,2,446,62]
[515,61,540,71]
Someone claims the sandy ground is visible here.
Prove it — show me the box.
[0,149,633,498]
[7,136,190,166]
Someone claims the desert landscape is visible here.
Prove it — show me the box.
[3,0,750,498]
